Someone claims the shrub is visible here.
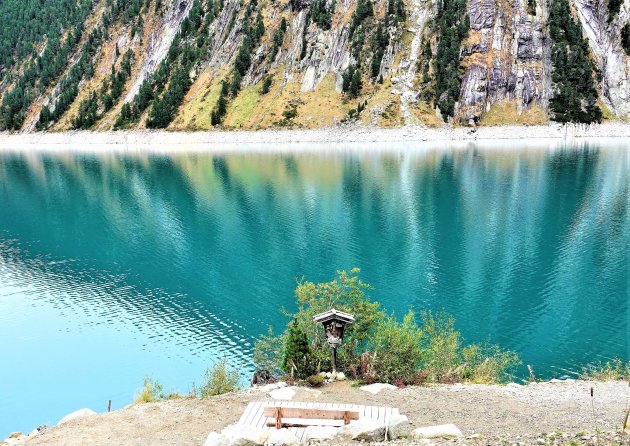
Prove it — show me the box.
[306,374,325,387]
[580,358,630,381]
[461,344,521,383]
[254,269,520,385]
[134,377,165,403]
[255,269,383,374]
[199,357,241,396]
[418,312,464,382]
[370,310,424,384]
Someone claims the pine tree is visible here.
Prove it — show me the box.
[230,70,243,95]
[282,320,313,379]
[548,0,602,123]
[621,24,630,55]
[349,68,362,97]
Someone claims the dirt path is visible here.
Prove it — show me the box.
[13,380,630,446]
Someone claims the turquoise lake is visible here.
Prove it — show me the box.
[0,141,629,436]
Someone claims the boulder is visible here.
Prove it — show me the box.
[387,414,412,439]
[221,424,269,446]
[413,423,463,439]
[359,383,397,394]
[250,370,275,386]
[204,432,230,446]
[337,418,386,442]
[7,435,21,440]
[302,426,339,442]
[57,408,96,425]
[334,372,346,381]
[269,386,296,400]
[264,429,300,446]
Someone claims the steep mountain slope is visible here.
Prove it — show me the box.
[0,0,629,131]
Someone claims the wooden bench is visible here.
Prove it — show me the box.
[263,406,360,429]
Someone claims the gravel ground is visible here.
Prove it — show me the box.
[8,380,629,446]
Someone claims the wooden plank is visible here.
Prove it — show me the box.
[237,402,254,424]
[263,406,359,421]
[266,418,345,427]
[253,402,266,429]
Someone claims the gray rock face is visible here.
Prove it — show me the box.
[126,0,193,101]
[468,0,497,29]
[572,0,630,116]
[457,0,549,123]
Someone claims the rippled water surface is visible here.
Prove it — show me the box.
[1,142,629,435]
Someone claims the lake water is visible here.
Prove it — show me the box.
[1,141,629,436]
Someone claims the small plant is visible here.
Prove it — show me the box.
[342,101,367,123]
[581,358,630,381]
[306,374,325,387]
[134,376,165,403]
[199,357,241,397]
[276,100,301,126]
[260,76,273,94]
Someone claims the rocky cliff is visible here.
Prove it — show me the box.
[0,0,629,131]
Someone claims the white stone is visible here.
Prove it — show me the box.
[269,386,296,400]
[359,383,397,394]
[387,414,412,439]
[57,408,96,425]
[256,382,287,393]
[303,426,339,442]
[301,66,317,93]
[221,424,269,446]
[334,372,346,381]
[337,418,386,442]
[204,432,230,446]
[264,429,300,446]
[391,77,400,84]
[413,423,463,439]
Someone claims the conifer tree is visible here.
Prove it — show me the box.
[282,320,313,379]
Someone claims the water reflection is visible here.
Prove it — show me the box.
[0,142,629,435]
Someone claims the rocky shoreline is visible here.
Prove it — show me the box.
[1,123,630,153]
[3,379,629,446]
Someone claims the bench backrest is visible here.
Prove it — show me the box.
[263,406,359,421]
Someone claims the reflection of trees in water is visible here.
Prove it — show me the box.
[0,146,628,375]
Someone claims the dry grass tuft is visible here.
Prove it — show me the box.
[480,100,548,126]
